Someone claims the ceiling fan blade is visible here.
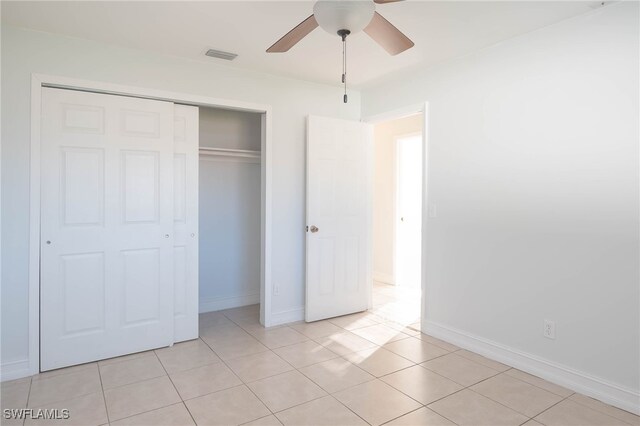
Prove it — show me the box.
[364,12,414,55]
[267,15,318,53]
[374,0,405,3]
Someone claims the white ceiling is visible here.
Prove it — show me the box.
[2,1,600,88]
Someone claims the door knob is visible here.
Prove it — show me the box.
[310,226,319,233]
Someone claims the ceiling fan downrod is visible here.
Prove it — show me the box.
[338,29,350,103]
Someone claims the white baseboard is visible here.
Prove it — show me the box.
[373,271,395,285]
[423,319,640,415]
[199,293,260,313]
[269,307,304,327]
[0,358,31,382]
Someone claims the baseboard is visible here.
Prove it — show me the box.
[199,293,260,313]
[269,307,305,327]
[423,320,640,415]
[0,358,31,382]
[373,271,395,285]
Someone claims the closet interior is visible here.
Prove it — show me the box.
[198,107,262,313]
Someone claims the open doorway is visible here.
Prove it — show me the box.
[372,113,424,329]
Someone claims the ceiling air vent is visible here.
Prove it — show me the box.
[205,49,238,61]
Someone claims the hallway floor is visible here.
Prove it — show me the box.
[1,283,638,425]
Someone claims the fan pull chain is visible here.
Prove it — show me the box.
[339,30,349,103]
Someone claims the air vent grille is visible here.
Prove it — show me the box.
[205,49,238,61]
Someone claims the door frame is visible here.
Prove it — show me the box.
[28,73,274,376]
[362,102,429,322]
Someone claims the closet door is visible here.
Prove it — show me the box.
[173,105,199,342]
[40,88,175,371]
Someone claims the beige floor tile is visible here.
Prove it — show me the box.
[32,363,98,382]
[273,341,340,369]
[155,339,221,374]
[252,327,309,349]
[289,321,343,340]
[28,368,102,407]
[384,321,421,337]
[535,399,630,426]
[99,353,166,390]
[211,336,270,361]
[383,337,450,363]
[315,331,378,356]
[328,313,381,330]
[428,389,529,426]
[111,403,195,426]
[98,350,156,367]
[505,369,574,397]
[1,379,31,426]
[569,393,640,425]
[170,362,242,400]
[455,349,510,372]
[381,365,462,404]
[386,407,456,426]
[104,376,180,421]
[1,378,31,409]
[200,324,255,349]
[522,420,545,426]
[471,373,563,417]
[421,353,499,386]
[351,324,411,345]
[185,385,270,425]
[242,415,283,426]
[227,351,293,382]
[248,370,326,413]
[333,380,421,426]
[200,311,234,328]
[25,392,107,426]
[416,334,460,352]
[220,304,260,321]
[275,395,367,426]
[343,347,414,377]
[299,358,375,393]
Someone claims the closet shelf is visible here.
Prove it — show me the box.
[199,147,261,159]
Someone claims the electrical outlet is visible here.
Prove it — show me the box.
[273,283,280,296]
[543,320,556,339]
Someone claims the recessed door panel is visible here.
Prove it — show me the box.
[122,151,159,223]
[61,252,105,336]
[61,148,104,226]
[122,248,161,325]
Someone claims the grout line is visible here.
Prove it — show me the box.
[96,363,111,424]
[152,350,199,426]
[198,330,279,419]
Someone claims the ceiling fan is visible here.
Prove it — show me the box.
[266,0,414,103]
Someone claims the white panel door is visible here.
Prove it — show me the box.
[173,105,199,342]
[306,115,373,322]
[41,87,175,371]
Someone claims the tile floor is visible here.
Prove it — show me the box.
[1,282,638,426]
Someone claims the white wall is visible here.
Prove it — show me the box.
[199,108,261,311]
[373,115,422,284]
[363,2,639,411]
[0,25,361,371]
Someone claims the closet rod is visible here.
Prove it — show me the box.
[199,147,261,159]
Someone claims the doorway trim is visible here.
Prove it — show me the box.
[28,73,274,377]
[362,102,429,326]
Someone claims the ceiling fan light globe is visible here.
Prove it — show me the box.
[313,0,375,36]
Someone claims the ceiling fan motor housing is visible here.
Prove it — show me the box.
[313,1,376,36]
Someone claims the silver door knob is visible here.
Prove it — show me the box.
[310,226,319,233]
[46,240,51,245]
